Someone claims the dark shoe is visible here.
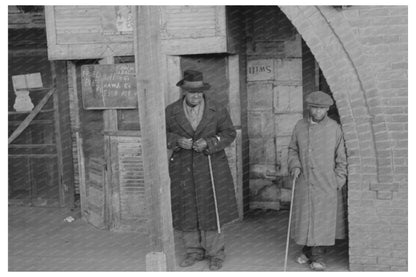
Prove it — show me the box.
[209,257,223,271]
[179,254,204,267]
[309,246,326,270]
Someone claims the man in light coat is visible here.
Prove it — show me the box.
[288,91,348,271]
[165,70,238,271]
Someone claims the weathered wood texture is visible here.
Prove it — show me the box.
[85,157,106,228]
[117,136,147,232]
[160,6,227,54]
[135,6,176,271]
[52,61,75,208]
[8,6,45,29]
[67,62,81,195]
[8,89,54,145]
[45,6,229,59]
[45,6,134,60]
[81,63,137,109]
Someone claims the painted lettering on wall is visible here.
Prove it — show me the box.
[247,59,274,81]
[81,63,137,109]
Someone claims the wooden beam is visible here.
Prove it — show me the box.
[100,56,121,231]
[8,144,56,148]
[8,108,54,115]
[134,6,176,271]
[8,88,55,145]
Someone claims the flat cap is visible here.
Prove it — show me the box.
[306,91,334,107]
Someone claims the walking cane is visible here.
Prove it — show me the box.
[208,154,221,234]
[283,174,298,271]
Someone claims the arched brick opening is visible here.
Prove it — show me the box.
[279,5,396,269]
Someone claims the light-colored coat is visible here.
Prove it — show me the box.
[165,96,238,231]
[288,116,347,246]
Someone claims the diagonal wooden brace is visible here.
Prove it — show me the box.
[8,88,55,145]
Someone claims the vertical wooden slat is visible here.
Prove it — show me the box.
[51,61,66,207]
[109,135,121,230]
[76,132,87,215]
[28,157,34,202]
[228,55,241,127]
[54,60,75,208]
[166,56,181,105]
[67,61,81,195]
[135,6,176,271]
[101,56,121,230]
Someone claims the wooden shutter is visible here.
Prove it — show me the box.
[160,6,227,55]
[85,157,106,229]
[117,136,147,231]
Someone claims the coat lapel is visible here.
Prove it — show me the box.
[172,98,195,137]
[194,97,216,137]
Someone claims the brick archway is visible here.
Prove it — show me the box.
[279,5,396,270]
[279,5,395,188]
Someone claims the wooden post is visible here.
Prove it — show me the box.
[100,56,121,230]
[134,6,176,271]
[51,61,66,207]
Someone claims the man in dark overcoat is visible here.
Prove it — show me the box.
[165,70,238,271]
[288,91,348,271]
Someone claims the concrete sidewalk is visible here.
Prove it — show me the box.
[9,206,349,271]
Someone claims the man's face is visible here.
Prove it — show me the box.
[185,91,204,107]
[309,106,329,122]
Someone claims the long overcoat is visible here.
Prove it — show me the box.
[165,96,238,231]
[288,116,347,246]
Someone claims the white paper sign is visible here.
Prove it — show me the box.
[12,73,43,91]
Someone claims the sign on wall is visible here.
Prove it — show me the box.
[81,63,137,110]
[247,59,274,81]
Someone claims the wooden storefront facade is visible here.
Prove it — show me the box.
[44,6,245,234]
[8,6,74,208]
[9,5,407,271]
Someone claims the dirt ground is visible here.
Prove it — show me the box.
[8,206,348,271]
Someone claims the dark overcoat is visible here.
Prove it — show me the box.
[288,116,347,246]
[165,96,238,231]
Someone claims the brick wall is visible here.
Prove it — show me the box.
[280,5,408,271]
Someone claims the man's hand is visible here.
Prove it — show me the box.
[192,138,208,152]
[290,168,301,179]
[177,137,193,150]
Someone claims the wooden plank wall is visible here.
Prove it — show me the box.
[8,6,45,29]
[45,6,228,60]
[53,61,75,207]
[45,6,134,59]
[160,6,227,55]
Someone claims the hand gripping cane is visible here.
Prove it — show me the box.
[208,155,221,234]
[283,174,298,271]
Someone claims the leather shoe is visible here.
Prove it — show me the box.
[209,257,223,271]
[179,254,204,267]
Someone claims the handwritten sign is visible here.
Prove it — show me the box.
[247,59,274,81]
[81,64,137,109]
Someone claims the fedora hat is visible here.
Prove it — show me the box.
[176,70,211,92]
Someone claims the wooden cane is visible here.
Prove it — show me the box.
[284,174,298,271]
[208,154,221,234]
